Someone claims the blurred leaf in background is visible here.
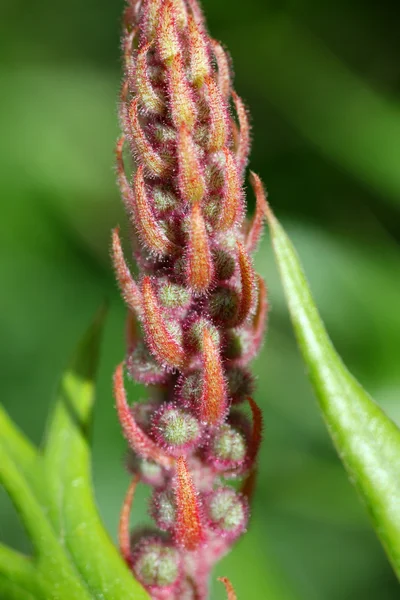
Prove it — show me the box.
[1,0,399,598]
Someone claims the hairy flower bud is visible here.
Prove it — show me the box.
[204,488,248,539]
[158,281,191,310]
[150,489,176,531]
[213,248,236,281]
[128,455,166,488]
[131,536,181,591]
[187,317,220,353]
[208,285,240,324]
[151,404,202,455]
[207,423,247,471]
[226,366,255,404]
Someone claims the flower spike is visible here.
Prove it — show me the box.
[141,276,185,369]
[174,456,205,550]
[141,0,162,41]
[114,363,174,467]
[187,0,205,27]
[218,577,237,600]
[115,0,269,594]
[122,25,136,74]
[118,475,139,568]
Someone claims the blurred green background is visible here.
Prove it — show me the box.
[1,0,400,598]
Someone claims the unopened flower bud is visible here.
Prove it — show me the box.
[152,186,179,213]
[224,328,254,363]
[207,424,247,471]
[127,342,169,385]
[226,366,255,404]
[213,248,236,281]
[151,404,202,455]
[204,488,248,538]
[158,281,191,310]
[131,536,181,590]
[187,317,220,352]
[131,456,165,488]
[178,370,202,409]
[209,286,239,324]
[151,489,176,531]
[203,195,222,226]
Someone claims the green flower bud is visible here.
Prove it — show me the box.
[187,317,220,351]
[213,248,236,281]
[209,286,239,323]
[132,537,180,588]
[153,186,179,212]
[206,488,248,538]
[151,404,201,455]
[210,424,246,467]
[151,489,176,530]
[159,282,191,309]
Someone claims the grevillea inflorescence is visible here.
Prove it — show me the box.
[112,1,269,597]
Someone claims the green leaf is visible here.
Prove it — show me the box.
[0,308,150,600]
[265,207,400,579]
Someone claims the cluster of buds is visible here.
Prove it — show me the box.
[112,0,268,598]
